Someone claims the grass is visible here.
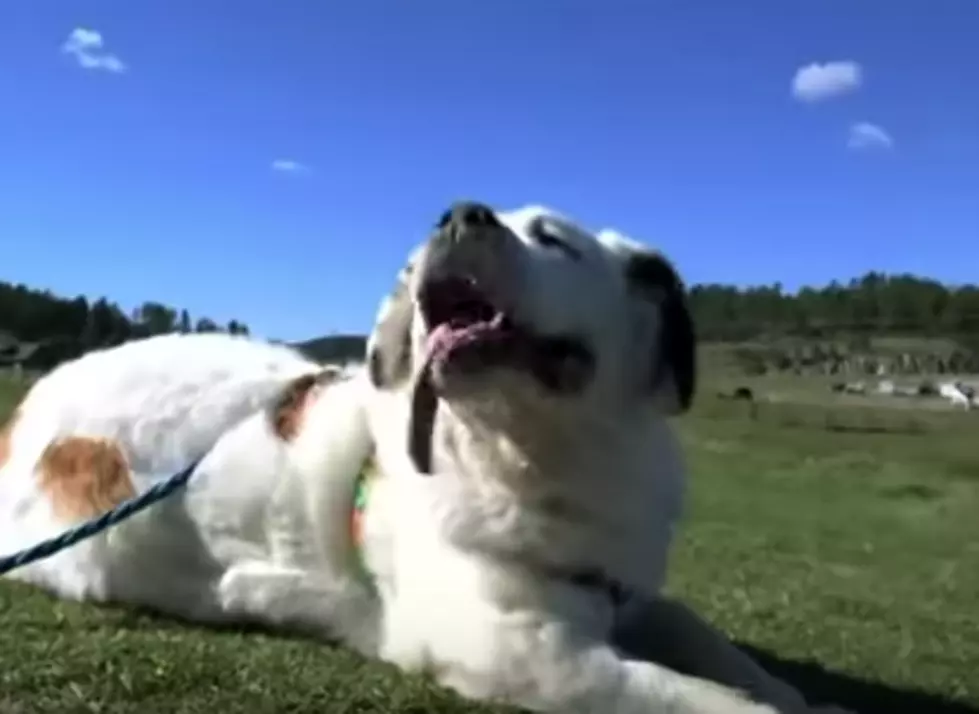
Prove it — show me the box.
[1,374,978,713]
[0,373,24,417]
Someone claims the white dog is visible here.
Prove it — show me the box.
[0,203,844,714]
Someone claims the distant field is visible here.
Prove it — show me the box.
[0,373,977,713]
[701,335,967,357]
[699,334,979,388]
[706,372,978,413]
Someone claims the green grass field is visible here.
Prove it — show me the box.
[1,375,977,714]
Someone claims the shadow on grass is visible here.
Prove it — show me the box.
[738,643,979,714]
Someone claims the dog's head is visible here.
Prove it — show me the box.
[366,201,696,476]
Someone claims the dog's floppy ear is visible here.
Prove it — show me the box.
[367,259,416,390]
[624,251,697,413]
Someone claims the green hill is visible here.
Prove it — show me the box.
[293,334,367,364]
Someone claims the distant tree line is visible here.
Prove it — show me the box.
[6,270,979,370]
[0,280,249,366]
[688,272,979,342]
[294,334,369,364]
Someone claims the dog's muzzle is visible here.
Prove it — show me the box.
[415,201,518,317]
[407,202,594,475]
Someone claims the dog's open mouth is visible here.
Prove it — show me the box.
[419,276,517,372]
[418,276,594,390]
[408,276,595,474]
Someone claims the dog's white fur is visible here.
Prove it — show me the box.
[0,206,844,714]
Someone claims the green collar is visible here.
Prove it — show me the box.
[350,454,377,586]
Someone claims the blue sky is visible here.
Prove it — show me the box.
[2,1,977,341]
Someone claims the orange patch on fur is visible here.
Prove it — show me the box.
[38,436,136,522]
[271,368,341,441]
[0,408,19,472]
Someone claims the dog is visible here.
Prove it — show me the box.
[0,202,846,713]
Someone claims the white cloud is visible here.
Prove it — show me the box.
[791,60,862,103]
[271,159,311,174]
[847,122,894,151]
[61,27,127,73]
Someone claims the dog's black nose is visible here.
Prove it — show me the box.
[437,202,501,231]
[422,201,513,290]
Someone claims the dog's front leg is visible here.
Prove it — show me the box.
[419,617,781,714]
[613,596,853,714]
[217,561,381,655]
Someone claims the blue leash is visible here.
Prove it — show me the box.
[0,460,200,576]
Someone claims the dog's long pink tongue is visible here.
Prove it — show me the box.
[409,317,507,475]
[408,345,441,475]
[426,314,505,359]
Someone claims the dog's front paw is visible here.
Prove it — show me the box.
[679,682,782,714]
[625,666,779,714]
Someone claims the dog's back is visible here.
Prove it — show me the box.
[0,333,367,617]
[3,333,317,479]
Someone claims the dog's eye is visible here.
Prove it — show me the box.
[529,219,581,260]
